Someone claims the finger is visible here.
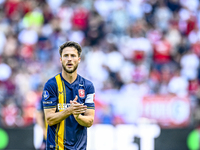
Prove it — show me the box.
[71,101,78,104]
[74,110,86,115]
[73,106,87,111]
[73,101,79,104]
[76,109,86,113]
[73,103,84,106]
[78,105,87,109]
[73,106,87,110]
[73,95,78,102]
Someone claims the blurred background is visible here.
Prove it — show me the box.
[0,0,200,149]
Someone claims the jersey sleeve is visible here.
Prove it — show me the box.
[85,83,95,109]
[42,79,58,109]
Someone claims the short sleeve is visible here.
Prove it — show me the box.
[42,79,58,109]
[85,83,95,109]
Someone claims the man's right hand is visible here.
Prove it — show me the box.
[44,96,87,126]
[69,96,87,115]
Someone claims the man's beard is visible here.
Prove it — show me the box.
[62,63,78,74]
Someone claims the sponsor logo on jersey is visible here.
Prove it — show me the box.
[58,103,71,110]
[78,89,85,98]
[43,101,52,104]
[58,91,63,95]
[43,90,50,100]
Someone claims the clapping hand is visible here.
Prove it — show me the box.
[70,96,87,118]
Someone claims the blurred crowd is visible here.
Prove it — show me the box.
[0,0,200,128]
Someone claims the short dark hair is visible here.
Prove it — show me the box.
[59,41,82,57]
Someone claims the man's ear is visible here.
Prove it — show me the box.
[78,57,81,63]
[60,57,62,63]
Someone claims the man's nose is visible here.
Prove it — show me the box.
[68,56,72,60]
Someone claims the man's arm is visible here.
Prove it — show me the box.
[44,96,87,126]
[70,99,95,127]
[73,109,95,128]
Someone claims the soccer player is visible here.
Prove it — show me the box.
[42,41,95,150]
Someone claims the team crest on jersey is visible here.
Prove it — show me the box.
[43,90,50,100]
[78,89,85,98]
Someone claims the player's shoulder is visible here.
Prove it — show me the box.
[44,74,59,87]
[78,74,94,87]
[78,75,95,93]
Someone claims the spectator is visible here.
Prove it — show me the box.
[167,67,189,97]
[0,0,200,128]
[180,50,199,80]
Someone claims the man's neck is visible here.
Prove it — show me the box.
[62,70,77,84]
